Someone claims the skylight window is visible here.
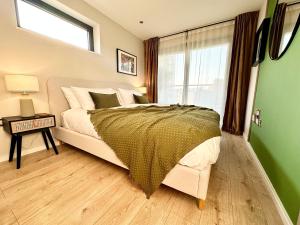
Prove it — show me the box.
[15,0,94,51]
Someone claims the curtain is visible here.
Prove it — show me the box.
[158,21,234,119]
[158,33,186,104]
[269,3,287,59]
[222,11,259,135]
[186,23,234,118]
[144,37,159,103]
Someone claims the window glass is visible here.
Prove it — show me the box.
[16,0,94,51]
[158,21,234,119]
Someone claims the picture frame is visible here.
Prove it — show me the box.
[252,18,271,66]
[116,49,137,76]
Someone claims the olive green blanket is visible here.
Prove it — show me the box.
[89,105,221,197]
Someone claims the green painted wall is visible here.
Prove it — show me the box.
[249,0,300,224]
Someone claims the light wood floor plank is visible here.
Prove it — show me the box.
[93,184,147,225]
[58,175,128,225]
[0,189,19,225]
[230,134,283,225]
[0,147,73,188]
[13,158,110,224]
[1,150,82,194]
[0,134,284,225]
[164,212,194,225]
[129,187,175,225]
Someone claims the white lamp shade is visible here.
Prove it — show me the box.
[5,75,39,93]
[137,86,147,94]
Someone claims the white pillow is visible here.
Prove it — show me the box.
[71,86,116,110]
[61,87,81,109]
[118,88,142,105]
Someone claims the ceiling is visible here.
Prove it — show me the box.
[83,0,264,40]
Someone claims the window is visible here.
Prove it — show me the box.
[15,0,94,51]
[158,21,234,118]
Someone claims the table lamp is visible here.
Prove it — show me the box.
[137,86,147,95]
[5,75,39,117]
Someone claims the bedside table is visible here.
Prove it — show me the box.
[2,114,58,169]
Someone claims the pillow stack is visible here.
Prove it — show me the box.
[61,86,149,110]
[71,86,117,110]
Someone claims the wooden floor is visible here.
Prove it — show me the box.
[0,133,283,225]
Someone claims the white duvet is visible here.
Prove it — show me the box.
[61,104,221,171]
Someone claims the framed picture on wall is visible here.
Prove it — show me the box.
[116,49,137,76]
[252,18,271,67]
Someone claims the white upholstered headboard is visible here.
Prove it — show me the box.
[47,77,135,126]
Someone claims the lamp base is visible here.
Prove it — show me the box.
[20,99,35,117]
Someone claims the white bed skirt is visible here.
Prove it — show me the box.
[54,127,212,200]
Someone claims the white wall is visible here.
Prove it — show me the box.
[0,0,145,161]
[243,0,268,140]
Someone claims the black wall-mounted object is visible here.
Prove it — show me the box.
[252,18,271,66]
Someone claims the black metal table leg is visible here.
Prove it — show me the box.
[9,135,17,162]
[16,135,22,169]
[42,130,49,150]
[45,128,59,155]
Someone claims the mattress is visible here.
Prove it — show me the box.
[61,104,221,171]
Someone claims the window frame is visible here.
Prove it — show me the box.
[15,0,94,51]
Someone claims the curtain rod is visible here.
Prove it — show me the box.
[159,18,235,39]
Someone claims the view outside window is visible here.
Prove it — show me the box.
[16,0,92,50]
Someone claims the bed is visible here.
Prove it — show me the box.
[47,77,221,209]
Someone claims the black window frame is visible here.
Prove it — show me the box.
[15,0,94,51]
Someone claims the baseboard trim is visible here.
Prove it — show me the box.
[0,141,60,163]
[245,141,293,225]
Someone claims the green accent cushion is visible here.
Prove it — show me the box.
[89,92,121,109]
[134,94,149,104]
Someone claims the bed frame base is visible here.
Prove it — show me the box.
[46,77,214,209]
[53,127,211,208]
